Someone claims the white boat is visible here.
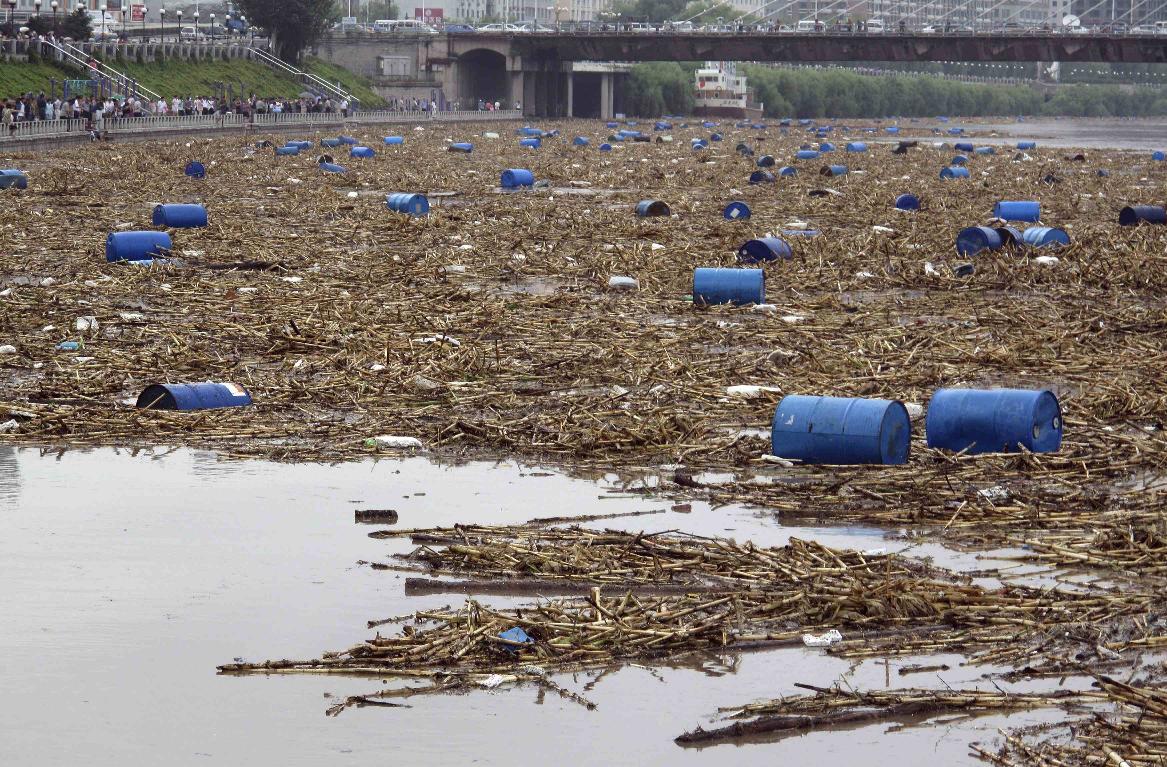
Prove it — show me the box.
[694,62,763,120]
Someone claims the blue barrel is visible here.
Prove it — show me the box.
[1017,141,1036,150]
[951,155,969,165]
[749,170,776,184]
[183,161,206,179]
[819,142,835,152]
[0,169,29,189]
[796,150,820,160]
[845,142,867,152]
[974,146,995,155]
[778,166,797,177]
[573,136,590,146]
[291,141,312,150]
[654,121,671,131]
[757,155,776,167]
[710,133,723,141]
[599,143,612,152]
[995,226,1024,247]
[350,146,375,158]
[501,168,535,188]
[106,231,172,262]
[1153,151,1165,161]
[954,141,974,152]
[321,138,343,147]
[782,230,820,238]
[1097,169,1111,177]
[385,193,430,216]
[519,137,541,149]
[383,136,404,145]
[606,121,618,129]
[821,164,848,176]
[275,146,299,156]
[771,395,911,465]
[940,166,970,180]
[448,142,474,153]
[947,127,963,135]
[926,388,1062,455]
[136,382,253,411]
[1119,205,1167,226]
[636,199,671,217]
[693,267,765,306]
[152,203,208,228]
[956,226,1003,256]
[319,162,347,173]
[691,139,708,150]
[993,201,1041,222]
[723,201,751,221]
[895,193,920,211]
[885,126,900,134]
[338,135,358,145]
[737,237,791,263]
[1022,227,1070,248]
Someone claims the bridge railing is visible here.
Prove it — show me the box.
[0,118,89,143]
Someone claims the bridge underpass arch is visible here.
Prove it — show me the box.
[456,49,510,106]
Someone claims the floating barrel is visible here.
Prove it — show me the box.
[338,135,358,145]
[974,146,995,155]
[951,155,969,165]
[183,161,206,179]
[152,203,208,228]
[1097,169,1111,177]
[275,145,300,156]
[691,139,709,150]
[0,169,29,189]
[885,126,900,134]
[519,137,541,149]
[136,382,253,411]
[749,170,776,184]
[737,237,791,263]
[606,121,618,129]
[693,267,765,306]
[599,143,613,152]
[778,166,797,177]
[293,141,313,150]
[518,126,542,136]
[106,231,172,262]
[383,136,404,145]
[723,201,751,221]
[894,193,920,211]
[819,142,835,152]
[710,133,723,141]
[448,142,473,153]
[501,169,535,188]
[654,121,672,131]
[771,395,911,465]
[926,388,1062,455]
[385,193,430,216]
[635,199,671,217]
[940,166,970,180]
[1119,205,1167,226]
[321,138,343,148]
[350,146,376,158]
[1153,151,1165,161]
[319,162,347,173]
[845,142,867,153]
[796,150,820,160]
[757,155,776,167]
[954,141,974,152]
[820,164,848,176]
[782,229,820,237]
[956,226,1003,257]
[1017,141,1037,150]
[995,226,1024,247]
[573,136,590,146]
[1022,226,1070,248]
[993,201,1041,222]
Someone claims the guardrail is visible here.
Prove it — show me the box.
[0,118,89,142]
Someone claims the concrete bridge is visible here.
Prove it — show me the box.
[317,31,1167,118]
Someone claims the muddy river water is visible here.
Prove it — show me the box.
[2,446,1076,766]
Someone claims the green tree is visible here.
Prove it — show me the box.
[236,0,337,62]
[611,0,689,22]
[61,8,93,41]
[361,1,400,21]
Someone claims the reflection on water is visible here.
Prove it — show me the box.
[0,446,19,504]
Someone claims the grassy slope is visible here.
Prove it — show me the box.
[0,61,76,99]
[303,57,386,108]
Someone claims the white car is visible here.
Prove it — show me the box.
[919,25,938,33]
[477,22,523,32]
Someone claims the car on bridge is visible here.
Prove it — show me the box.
[477,22,524,32]
[444,24,477,33]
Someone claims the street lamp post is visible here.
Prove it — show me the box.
[51,0,58,34]
[192,10,199,40]
[175,8,181,41]
[5,0,15,36]
[209,12,214,41]
[140,5,144,40]
[33,0,41,28]
[159,7,164,43]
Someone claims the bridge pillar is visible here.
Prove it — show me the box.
[566,75,573,119]
[599,72,614,121]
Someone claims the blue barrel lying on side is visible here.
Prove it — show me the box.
[820,164,848,176]
[693,268,765,305]
[338,135,358,145]
[290,140,313,150]
[940,166,970,180]
[385,193,430,216]
[0,169,29,189]
[886,126,900,134]
[501,168,535,188]
[756,155,776,167]
[319,162,347,173]
[448,142,473,153]
[771,395,911,465]
[749,170,776,184]
[723,201,751,220]
[136,382,253,411]
[819,142,835,152]
[321,138,343,147]
[926,388,1062,455]
[951,154,969,166]
[956,226,1003,257]
[974,146,995,155]
[519,137,541,149]
[184,161,206,179]
[1022,226,1070,248]
[895,193,920,211]
[710,133,723,141]
[778,166,797,177]
[845,142,867,152]
[350,146,376,158]
[737,237,791,263]
[106,231,172,262]
[636,199,671,217]
[606,121,618,129]
[383,136,405,145]
[573,136,590,146]
[1153,151,1165,161]
[993,201,1041,222]
[995,226,1024,247]
[1017,141,1037,150]
[954,141,974,152]
[796,149,820,160]
[275,145,300,156]
[599,143,612,152]
[152,203,208,228]
[1119,205,1167,226]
